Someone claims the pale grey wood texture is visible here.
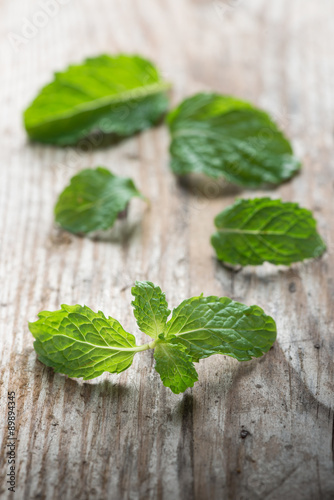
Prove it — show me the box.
[1,0,333,499]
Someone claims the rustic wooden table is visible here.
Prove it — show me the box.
[1,0,333,499]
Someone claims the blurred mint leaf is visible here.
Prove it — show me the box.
[54,167,144,234]
[167,93,300,187]
[24,54,170,145]
[211,197,326,266]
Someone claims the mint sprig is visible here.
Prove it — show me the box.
[29,281,277,394]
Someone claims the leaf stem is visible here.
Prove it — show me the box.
[135,339,157,352]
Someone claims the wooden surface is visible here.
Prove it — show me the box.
[1,0,334,499]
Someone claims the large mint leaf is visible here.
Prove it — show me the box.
[54,167,144,234]
[24,54,170,145]
[131,281,170,339]
[211,197,326,266]
[167,93,300,187]
[164,296,276,362]
[154,343,198,394]
[29,304,146,380]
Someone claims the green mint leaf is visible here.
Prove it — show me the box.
[164,295,276,362]
[211,197,326,266]
[131,281,170,339]
[54,167,144,234]
[28,304,147,380]
[167,93,300,187]
[24,54,170,145]
[154,342,198,394]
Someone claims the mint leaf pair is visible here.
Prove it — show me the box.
[24,55,299,189]
[54,167,145,234]
[211,198,326,266]
[167,93,300,187]
[24,54,170,145]
[29,281,277,394]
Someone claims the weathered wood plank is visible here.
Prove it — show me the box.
[1,0,333,499]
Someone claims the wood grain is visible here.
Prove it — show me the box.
[1,0,334,499]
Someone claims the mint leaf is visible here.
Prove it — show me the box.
[167,93,300,187]
[29,305,148,380]
[24,54,170,145]
[54,167,144,234]
[154,343,198,394]
[211,197,326,266]
[164,296,276,362]
[131,281,170,339]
